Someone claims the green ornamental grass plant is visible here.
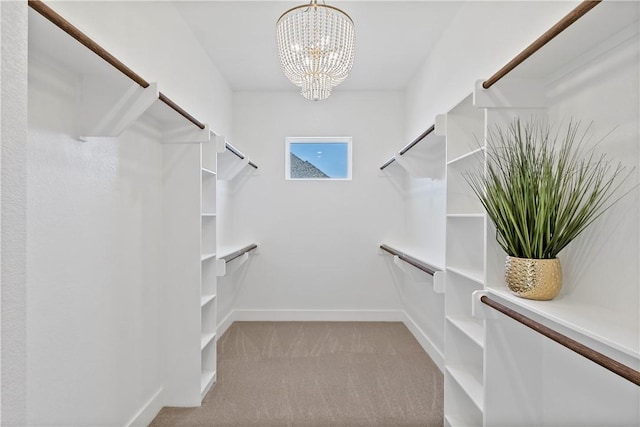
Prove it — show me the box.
[465,117,631,260]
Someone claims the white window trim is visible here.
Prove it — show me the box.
[285,137,353,181]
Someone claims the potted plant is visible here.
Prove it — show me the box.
[465,117,630,300]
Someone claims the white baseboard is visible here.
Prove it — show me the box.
[126,387,164,427]
[401,312,445,373]
[223,309,405,323]
[217,310,236,339]
[217,309,444,372]
[218,309,405,337]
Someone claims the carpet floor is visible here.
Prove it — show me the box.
[151,321,444,426]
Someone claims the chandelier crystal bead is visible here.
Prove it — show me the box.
[276,0,355,101]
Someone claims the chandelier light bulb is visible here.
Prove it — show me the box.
[276,0,355,101]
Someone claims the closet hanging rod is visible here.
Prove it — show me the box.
[482,0,601,89]
[380,244,438,276]
[220,243,258,264]
[28,0,206,131]
[480,296,640,387]
[224,143,258,169]
[380,125,435,170]
[157,93,206,130]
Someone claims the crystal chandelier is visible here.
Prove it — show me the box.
[276,0,355,101]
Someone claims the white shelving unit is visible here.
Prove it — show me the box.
[441,94,487,426]
[199,138,219,400]
[441,2,640,425]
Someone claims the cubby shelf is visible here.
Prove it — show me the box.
[201,168,216,176]
[200,371,216,398]
[200,332,216,350]
[201,253,217,262]
[447,316,485,348]
[446,147,485,166]
[446,266,484,285]
[446,366,484,411]
[445,414,475,427]
[446,213,484,219]
[201,294,216,308]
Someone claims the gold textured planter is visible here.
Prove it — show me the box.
[505,256,562,301]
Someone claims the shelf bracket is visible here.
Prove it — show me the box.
[433,270,445,294]
[434,114,447,137]
[79,80,159,140]
[216,252,249,277]
[215,135,228,153]
[216,243,259,277]
[472,290,499,320]
[216,258,227,277]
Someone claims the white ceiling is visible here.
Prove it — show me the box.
[174,1,462,93]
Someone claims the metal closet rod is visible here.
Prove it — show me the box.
[28,0,206,131]
[225,143,258,170]
[379,244,438,276]
[480,296,640,387]
[482,0,601,89]
[220,243,258,263]
[380,124,435,171]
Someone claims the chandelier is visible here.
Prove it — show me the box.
[276,0,355,101]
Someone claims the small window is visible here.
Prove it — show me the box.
[285,137,352,180]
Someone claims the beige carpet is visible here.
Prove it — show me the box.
[151,322,443,426]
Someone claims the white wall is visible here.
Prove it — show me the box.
[26,1,232,425]
[219,91,406,324]
[405,0,579,141]
[1,1,28,425]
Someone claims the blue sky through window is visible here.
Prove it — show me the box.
[289,142,349,178]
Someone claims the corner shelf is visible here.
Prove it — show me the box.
[200,332,216,350]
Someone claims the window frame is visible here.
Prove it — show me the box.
[285,137,353,181]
